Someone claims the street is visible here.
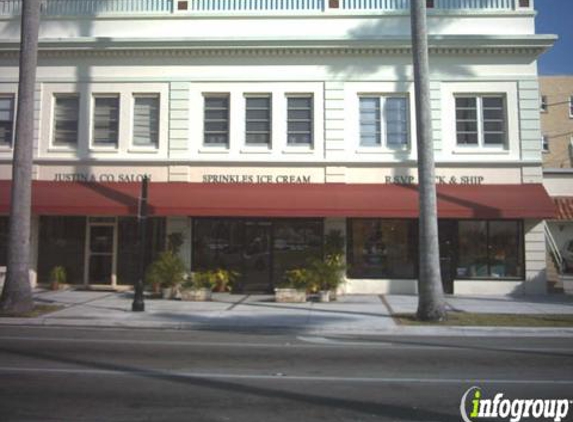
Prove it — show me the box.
[0,326,572,422]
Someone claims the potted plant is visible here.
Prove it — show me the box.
[146,250,186,299]
[307,257,345,303]
[180,270,216,301]
[275,268,309,303]
[49,266,66,291]
[212,268,239,293]
[313,230,347,302]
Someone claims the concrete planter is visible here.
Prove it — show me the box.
[318,290,331,303]
[161,287,173,299]
[180,288,212,301]
[274,288,306,303]
[561,275,573,295]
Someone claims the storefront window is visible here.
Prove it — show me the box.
[192,219,243,274]
[192,219,323,291]
[272,220,322,283]
[117,217,166,286]
[0,216,8,266]
[347,219,417,279]
[38,217,86,284]
[457,220,523,279]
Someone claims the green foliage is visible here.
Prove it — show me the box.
[307,256,346,292]
[49,266,66,285]
[279,268,311,290]
[146,250,186,288]
[185,269,239,291]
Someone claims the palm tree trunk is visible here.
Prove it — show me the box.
[0,0,41,314]
[410,0,446,321]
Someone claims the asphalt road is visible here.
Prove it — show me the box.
[0,326,572,422]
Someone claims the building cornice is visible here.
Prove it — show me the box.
[0,34,557,58]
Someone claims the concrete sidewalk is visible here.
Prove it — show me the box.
[1,289,573,336]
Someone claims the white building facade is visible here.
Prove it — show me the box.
[0,0,556,295]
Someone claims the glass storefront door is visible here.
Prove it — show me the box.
[438,220,457,294]
[87,222,116,285]
[243,221,272,292]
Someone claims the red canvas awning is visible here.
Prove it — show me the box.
[0,180,556,219]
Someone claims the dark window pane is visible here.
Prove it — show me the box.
[117,217,166,286]
[483,97,504,108]
[204,95,229,146]
[192,219,243,274]
[287,96,312,146]
[93,96,119,147]
[0,96,14,147]
[457,221,488,277]
[347,219,417,279]
[272,220,323,284]
[53,95,79,145]
[457,133,478,145]
[455,97,477,108]
[38,217,86,285]
[133,95,159,147]
[360,97,381,146]
[456,109,477,120]
[489,221,523,278]
[484,133,504,145]
[457,121,478,132]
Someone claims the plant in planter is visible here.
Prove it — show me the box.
[212,268,239,293]
[314,230,347,302]
[146,250,186,299]
[307,257,346,302]
[275,268,309,303]
[49,266,66,291]
[180,270,216,301]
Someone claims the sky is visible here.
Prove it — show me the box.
[535,0,573,75]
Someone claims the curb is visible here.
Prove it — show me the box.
[2,317,573,337]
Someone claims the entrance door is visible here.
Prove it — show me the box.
[86,223,116,285]
[438,220,456,294]
[242,221,272,293]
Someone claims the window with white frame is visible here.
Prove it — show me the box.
[204,94,229,147]
[245,95,271,147]
[0,95,15,147]
[133,94,159,148]
[569,96,573,118]
[540,95,547,112]
[287,94,313,146]
[53,94,79,146]
[455,95,506,148]
[542,135,549,153]
[93,95,119,148]
[359,95,408,148]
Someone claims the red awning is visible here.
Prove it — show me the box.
[0,180,556,219]
[552,197,573,221]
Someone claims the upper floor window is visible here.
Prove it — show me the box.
[245,95,271,147]
[455,95,506,148]
[540,95,547,113]
[93,95,119,148]
[204,94,229,147]
[133,94,159,148]
[53,94,79,146]
[359,95,408,148]
[287,94,313,146]
[542,135,549,153]
[0,95,15,148]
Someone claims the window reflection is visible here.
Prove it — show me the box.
[348,219,417,279]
